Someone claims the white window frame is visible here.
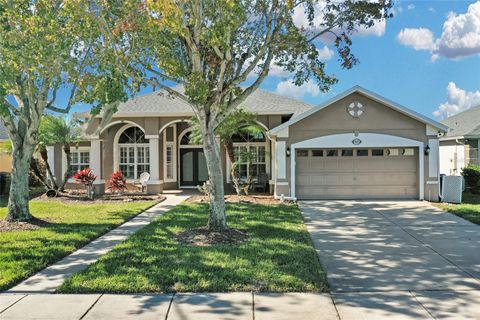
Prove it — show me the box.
[113,124,150,182]
[163,124,177,182]
[118,143,150,181]
[62,146,90,182]
[228,142,269,182]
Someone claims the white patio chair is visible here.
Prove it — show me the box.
[135,172,150,193]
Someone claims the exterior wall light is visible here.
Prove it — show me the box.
[286,147,291,157]
[424,145,430,156]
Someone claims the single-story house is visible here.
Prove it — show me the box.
[439,106,480,175]
[48,85,448,201]
[0,121,12,173]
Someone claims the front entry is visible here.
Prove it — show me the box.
[180,148,208,187]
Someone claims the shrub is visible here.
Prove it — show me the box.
[73,168,97,199]
[108,171,127,193]
[462,164,480,194]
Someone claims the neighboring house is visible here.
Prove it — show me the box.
[0,120,12,173]
[50,86,448,201]
[439,106,480,176]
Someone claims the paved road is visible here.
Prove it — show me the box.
[300,200,480,319]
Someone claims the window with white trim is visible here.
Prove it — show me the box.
[69,151,90,173]
[231,131,267,180]
[165,144,174,180]
[118,127,150,179]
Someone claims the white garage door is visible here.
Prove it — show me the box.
[295,148,418,200]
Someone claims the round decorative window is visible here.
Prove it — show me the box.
[347,101,364,118]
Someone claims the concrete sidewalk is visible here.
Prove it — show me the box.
[0,292,336,320]
[1,291,478,319]
[6,192,191,294]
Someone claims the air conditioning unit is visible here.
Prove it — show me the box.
[440,175,463,204]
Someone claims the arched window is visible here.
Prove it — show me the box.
[180,131,193,145]
[231,130,267,180]
[118,126,150,179]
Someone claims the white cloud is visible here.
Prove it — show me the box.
[428,7,436,13]
[433,82,480,119]
[398,1,480,60]
[397,28,435,50]
[407,4,415,10]
[435,2,480,59]
[276,79,320,99]
[316,45,335,60]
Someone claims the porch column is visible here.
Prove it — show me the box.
[147,135,162,194]
[90,138,105,194]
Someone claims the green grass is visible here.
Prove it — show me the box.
[435,193,480,225]
[0,199,157,291]
[59,203,326,293]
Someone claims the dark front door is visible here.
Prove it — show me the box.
[180,148,208,186]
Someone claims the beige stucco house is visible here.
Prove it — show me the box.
[439,106,480,175]
[49,86,448,201]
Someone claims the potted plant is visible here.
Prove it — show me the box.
[108,171,127,195]
[73,168,97,200]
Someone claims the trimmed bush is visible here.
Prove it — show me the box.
[462,164,480,194]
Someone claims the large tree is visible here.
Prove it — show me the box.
[0,0,130,221]
[108,0,393,231]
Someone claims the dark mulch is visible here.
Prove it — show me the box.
[175,226,249,246]
[186,194,287,205]
[35,191,165,204]
[0,216,51,232]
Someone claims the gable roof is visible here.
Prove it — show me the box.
[441,106,480,139]
[270,85,449,135]
[78,88,312,119]
[0,120,8,141]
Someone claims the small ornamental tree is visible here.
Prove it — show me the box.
[73,168,97,199]
[38,116,82,191]
[108,171,127,194]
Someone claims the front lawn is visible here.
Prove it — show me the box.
[0,199,157,291]
[435,193,480,225]
[59,203,327,293]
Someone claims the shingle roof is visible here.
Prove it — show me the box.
[77,88,312,118]
[0,120,8,140]
[442,106,480,138]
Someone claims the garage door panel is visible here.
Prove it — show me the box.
[355,172,417,186]
[296,148,418,200]
[298,186,417,200]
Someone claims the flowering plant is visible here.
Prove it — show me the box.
[73,168,97,186]
[108,171,127,193]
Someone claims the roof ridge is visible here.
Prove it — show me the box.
[443,105,480,121]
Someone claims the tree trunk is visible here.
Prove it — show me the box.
[202,127,228,231]
[224,139,242,196]
[7,146,34,221]
[61,144,72,191]
[38,145,58,190]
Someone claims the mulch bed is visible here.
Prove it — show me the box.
[186,194,287,205]
[175,226,249,246]
[0,217,51,232]
[34,190,166,204]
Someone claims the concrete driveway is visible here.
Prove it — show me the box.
[300,200,480,319]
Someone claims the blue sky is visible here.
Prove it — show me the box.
[72,1,480,121]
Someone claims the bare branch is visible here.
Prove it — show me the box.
[2,98,21,117]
